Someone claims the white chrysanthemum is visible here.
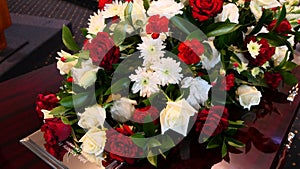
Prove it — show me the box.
[247,40,261,58]
[137,36,166,67]
[147,0,184,19]
[56,50,78,75]
[181,77,212,110]
[102,0,127,20]
[129,67,160,97]
[87,10,106,36]
[151,57,183,86]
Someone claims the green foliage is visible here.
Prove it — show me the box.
[203,22,241,37]
[62,25,80,51]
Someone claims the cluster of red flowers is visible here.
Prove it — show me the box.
[105,125,142,164]
[132,106,160,124]
[36,93,59,119]
[195,106,229,137]
[189,0,224,21]
[178,39,204,65]
[146,14,169,39]
[36,94,71,160]
[84,32,120,70]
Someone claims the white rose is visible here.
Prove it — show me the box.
[250,0,281,20]
[41,109,53,119]
[181,77,212,110]
[160,99,197,136]
[131,0,148,28]
[215,3,239,24]
[78,104,106,129]
[273,46,289,66]
[81,152,105,169]
[110,97,137,122]
[56,50,78,75]
[79,127,106,156]
[71,58,100,89]
[147,0,184,19]
[201,40,221,70]
[236,85,262,110]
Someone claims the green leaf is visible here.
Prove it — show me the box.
[62,25,80,51]
[113,21,128,46]
[147,138,161,148]
[147,151,157,167]
[227,137,245,148]
[207,135,222,149]
[49,106,70,115]
[186,30,207,41]
[124,2,133,24]
[60,92,91,108]
[61,117,70,125]
[249,10,273,36]
[204,22,241,37]
[221,140,228,158]
[78,50,90,60]
[104,77,130,96]
[170,17,191,35]
[161,135,175,150]
[280,61,298,72]
[143,115,157,136]
[228,120,245,128]
[280,71,298,86]
[131,133,147,148]
[158,149,167,159]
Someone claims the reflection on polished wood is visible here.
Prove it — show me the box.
[0,63,299,169]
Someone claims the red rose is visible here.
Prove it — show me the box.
[36,93,59,119]
[264,72,283,89]
[44,143,67,161]
[195,106,229,137]
[189,0,223,22]
[267,19,292,34]
[41,118,72,146]
[244,36,275,66]
[132,106,160,124]
[84,32,120,70]
[178,39,204,65]
[105,128,141,164]
[146,15,169,35]
[220,73,235,91]
[98,0,112,10]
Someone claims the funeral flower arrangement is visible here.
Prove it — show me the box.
[36,0,300,168]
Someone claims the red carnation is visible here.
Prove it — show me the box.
[41,118,72,146]
[189,0,223,22]
[178,39,204,65]
[220,73,235,91]
[267,19,292,34]
[98,0,112,10]
[264,72,283,89]
[105,127,141,164]
[36,93,59,119]
[195,106,229,137]
[244,36,275,66]
[146,15,169,36]
[132,106,160,124]
[84,32,120,70]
